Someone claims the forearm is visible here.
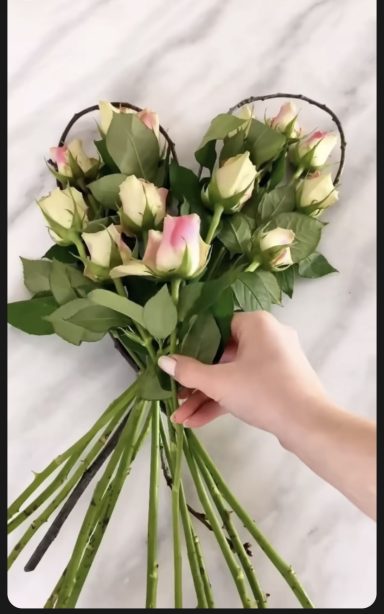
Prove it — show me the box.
[277,400,376,520]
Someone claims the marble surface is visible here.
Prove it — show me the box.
[8,0,376,608]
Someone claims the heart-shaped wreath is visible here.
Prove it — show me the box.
[8,94,345,609]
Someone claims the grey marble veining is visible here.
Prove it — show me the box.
[8,0,376,608]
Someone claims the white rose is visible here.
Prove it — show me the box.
[297,173,339,211]
[259,227,295,269]
[270,102,300,137]
[204,152,257,213]
[119,175,168,234]
[38,187,88,245]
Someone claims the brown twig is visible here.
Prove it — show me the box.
[24,415,129,572]
[228,93,346,184]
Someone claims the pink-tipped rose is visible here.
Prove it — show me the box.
[111,214,210,279]
[292,130,337,169]
[49,139,97,177]
[99,101,160,138]
[269,102,300,137]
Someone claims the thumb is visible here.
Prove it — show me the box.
[158,354,228,401]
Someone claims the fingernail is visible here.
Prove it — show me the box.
[183,420,191,428]
[158,356,176,377]
[178,398,187,406]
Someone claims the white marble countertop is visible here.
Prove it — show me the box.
[8,0,376,608]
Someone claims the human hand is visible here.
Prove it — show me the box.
[158,311,329,445]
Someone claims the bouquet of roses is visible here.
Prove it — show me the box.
[8,94,345,609]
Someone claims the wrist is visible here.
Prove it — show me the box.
[275,394,338,454]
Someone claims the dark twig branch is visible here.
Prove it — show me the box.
[24,415,129,572]
[228,93,346,184]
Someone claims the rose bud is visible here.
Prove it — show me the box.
[203,152,257,213]
[118,175,167,234]
[99,101,160,138]
[111,214,210,280]
[292,130,337,170]
[38,187,88,245]
[259,227,295,270]
[269,102,300,138]
[49,139,97,178]
[296,172,339,213]
[81,224,132,281]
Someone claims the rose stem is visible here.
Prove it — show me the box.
[145,402,160,608]
[169,278,183,608]
[7,381,138,522]
[205,204,224,244]
[43,411,150,608]
[160,418,212,608]
[194,451,267,608]
[8,389,139,568]
[188,432,314,609]
[183,436,254,608]
[44,567,66,608]
[24,411,131,572]
[56,401,146,608]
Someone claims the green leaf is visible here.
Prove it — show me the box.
[48,260,95,305]
[83,215,119,233]
[46,297,129,339]
[106,113,160,180]
[211,287,234,346]
[180,312,221,364]
[218,215,252,254]
[21,258,51,294]
[268,152,287,189]
[271,212,323,262]
[139,363,172,400]
[43,244,78,264]
[8,296,58,335]
[298,253,338,278]
[49,260,77,305]
[275,266,296,298]
[169,161,209,233]
[88,174,127,209]
[219,130,246,165]
[69,305,129,332]
[232,270,281,311]
[246,119,286,167]
[94,139,120,172]
[88,289,145,326]
[258,185,296,221]
[143,285,177,339]
[179,270,239,321]
[195,113,247,170]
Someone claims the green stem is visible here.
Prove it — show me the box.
[183,437,254,608]
[169,278,183,607]
[146,402,160,608]
[56,401,145,608]
[44,568,66,608]
[293,165,304,180]
[195,452,267,608]
[189,433,314,609]
[245,260,261,273]
[7,384,139,568]
[205,245,226,280]
[7,382,137,522]
[205,204,224,244]
[73,235,87,261]
[160,419,212,608]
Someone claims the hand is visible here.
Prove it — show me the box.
[158,311,328,445]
